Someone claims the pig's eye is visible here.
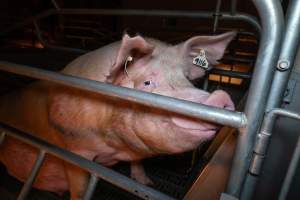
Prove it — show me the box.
[144,80,151,86]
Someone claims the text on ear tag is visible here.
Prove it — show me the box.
[193,49,209,70]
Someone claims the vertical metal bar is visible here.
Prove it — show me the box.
[240,0,300,199]
[279,136,300,200]
[226,0,284,198]
[83,174,99,200]
[231,0,237,16]
[0,131,5,145]
[213,0,222,33]
[33,21,87,54]
[51,0,60,10]
[17,150,46,200]
[265,0,300,111]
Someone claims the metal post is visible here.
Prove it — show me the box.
[0,61,247,128]
[279,136,300,200]
[226,0,284,198]
[83,174,99,200]
[17,150,46,200]
[265,0,300,111]
[231,0,237,16]
[213,0,222,33]
[240,0,300,199]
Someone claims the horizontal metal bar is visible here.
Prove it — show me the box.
[0,61,247,128]
[83,174,99,200]
[59,9,261,33]
[210,69,251,79]
[0,123,175,200]
[1,9,261,36]
[17,150,46,200]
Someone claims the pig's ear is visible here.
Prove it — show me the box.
[180,31,236,66]
[108,34,154,79]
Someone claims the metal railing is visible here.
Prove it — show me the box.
[1,0,300,200]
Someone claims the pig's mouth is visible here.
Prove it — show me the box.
[171,116,219,135]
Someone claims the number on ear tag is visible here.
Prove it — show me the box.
[193,49,209,70]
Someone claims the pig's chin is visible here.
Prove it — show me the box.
[171,116,218,136]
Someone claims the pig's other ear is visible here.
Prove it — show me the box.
[180,31,236,66]
[108,34,154,79]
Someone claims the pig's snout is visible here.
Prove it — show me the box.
[170,89,234,134]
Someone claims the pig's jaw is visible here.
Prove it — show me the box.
[171,116,218,138]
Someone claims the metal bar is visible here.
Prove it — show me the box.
[231,0,238,16]
[226,0,284,198]
[0,61,247,128]
[213,0,223,33]
[83,174,99,200]
[33,21,87,54]
[210,68,251,79]
[0,131,5,145]
[0,123,175,200]
[265,0,300,111]
[250,109,300,175]
[51,0,60,10]
[279,136,300,200]
[0,9,261,36]
[59,9,261,34]
[242,109,300,199]
[240,0,300,198]
[17,150,46,200]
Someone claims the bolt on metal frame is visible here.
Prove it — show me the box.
[1,0,299,200]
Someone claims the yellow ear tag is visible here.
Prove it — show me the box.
[192,49,209,70]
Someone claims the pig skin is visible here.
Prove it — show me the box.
[0,32,236,199]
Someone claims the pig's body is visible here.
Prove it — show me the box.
[0,32,236,199]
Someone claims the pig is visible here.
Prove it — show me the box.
[0,32,235,199]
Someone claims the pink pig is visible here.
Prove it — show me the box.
[0,32,235,199]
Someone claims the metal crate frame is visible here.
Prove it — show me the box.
[0,0,300,200]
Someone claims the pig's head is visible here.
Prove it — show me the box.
[107,32,236,156]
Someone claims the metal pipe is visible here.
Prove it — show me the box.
[17,150,46,200]
[240,0,300,198]
[279,136,300,200]
[0,9,261,36]
[231,0,238,16]
[59,9,261,34]
[213,0,222,33]
[265,0,300,111]
[0,131,5,146]
[250,109,300,175]
[33,21,87,54]
[226,0,284,197]
[83,174,99,200]
[51,0,60,10]
[210,68,251,79]
[0,61,247,128]
[0,123,175,200]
